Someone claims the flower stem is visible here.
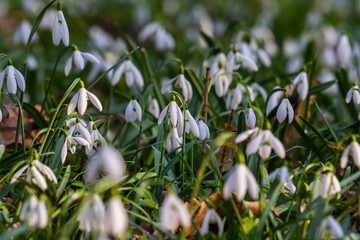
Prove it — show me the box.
[201,67,211,165]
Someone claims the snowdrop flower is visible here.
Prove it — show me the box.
[85,146,126,182]
[14,20,38,45]
[19,196,48,228]
[65,46,99,76]
[246,108,256,129]
[263,166,296,195]
[184,109,199,138]
[159,194,191,231]
[340,138,360,168]
[200,209,224,236]
[68,119,92,144]
[309,172,341,199]
[158,99,184,131]
[0,59,25,94]
[235,127,259,143]
[336,34,352,68]
[66,117,87,128]
[223,164,259,201]
[148,96,160,118]
[320,216,344,239]
[213,69,231,97]
[52,1,69,46]
[166,127,182,152]
[111,59,144,88]
[77,194,105,233]
[345,83,360,104]
[61,132,90,163]
[250,83,268,101]
[210,53,227,76]
[11,158,58,191]
[138,22,175,51]
[125,98,142,122]
[226,83,242,109]
[67,81,103,115]
[266,87,284,116]
[86,124,107,157]
[197,120,210,140]
[257,48,271,67]
[276,96,294,124]
[227,48,258,72]
[161,68,193,101]
[104,196,128,237]
[291,71,308,100]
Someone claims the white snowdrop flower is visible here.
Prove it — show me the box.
[104,196,128,237]
[321,47,337,67]
[263,166,296,195]
[210,53,227,76]
[67,81,103,115]
[20,196,48,228]
[159,194,191,231]
[68,120,92,144]
[39,9,57,30]
[197,120,210,140]
[227,49,258,72]
[291,71,308,100]
[286,56,304,74]
[161,72,193,101]
[66,117,87,128]
[257,48,271,67]
[226,83,242,109]
[85,146,126,182]
[111,59,144,88]
[246,108,256,129]
[223,164,259,201]
[138,22,175,51]
[213,70,231,97]
[125,99,142,122]
[52,1,69,46]
[320,216,344,239]
[336,34,352,68]
[158,100,184,131]
[61,133,90,163]
[309,172,341,199]
[184,110,199,138]
[65,47,99,76]
[0,60,25,94]
[235,127,259,143]
[340,139,360,168]
[250,83,268,101]
[276,97,294,124]
[200,209,223,236]
[77,194,105,233]
[266,87,284,116]
[165,127,182,152]
[345,83,360,104]
[27,55,38,70]
[89,26,114,50]
[148,96,160,118]
[14,20,38,45]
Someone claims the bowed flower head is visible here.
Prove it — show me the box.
[161,66,193,102]
[320,216,344,239]
[197,120,210,140]
[148,96,160,118]
[184,109,199,138]
[111,58,144,88]
[159,194,191,231]
[200,209,224,236]
[0,59,25,94]
[61,130,90,163]
[67,80,103,115]
[104,197,128,237]
[125,98,142,122]
[340,136,360,168]
[276,94,294,124]
[309,172,341,199]
[158,98,183,130]
[345,82,360,104]
[20,196,48,229]
[65,46,99,76]
[291,71,308,100]
[52,1,69,46]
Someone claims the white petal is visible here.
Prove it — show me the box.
[11,165,29,183]
[352,142,360,167]
[14,68,25,92]
[86,90,103,112]
[346,87,353,103]
[340,145,351,168]
[81,52,99,63]
[58,11,69,46]
[158,105,169,125]
[73,51,85,70]
[235,128,258,143]
[77,88,88,115]
[246,108,256,129]
[7,66,17,94]
[64,56,73,76]
[353,88,360,104]
[30,166,47,191]
[246,168,259,199]
[61,139,68,163]
[52,13,61,46]
[276,99,287,123]
[269,132,285,158]
[246,133,263,155]
[0,70,5,89]
[169,102,178,127]
[67,92,79,115]
[287,100,294,123]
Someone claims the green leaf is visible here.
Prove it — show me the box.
[56,165,71,200]
[308,80,337,95]
[23,102,48,128]
[0,145,5,159]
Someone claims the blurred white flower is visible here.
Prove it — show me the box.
[257,48,271,67]
[291,71,308,100]
[250,83,268,101]
[0,62,26,94]
[65,49,99,76]
[20,196,48,228]
[309,172,341,199]
[223,164,259,201]
[276,98,294,124]
[104,196,128,237]
[67,86,103,115]
[52,1,69,46]
[320,216,344,239]
[246,108,256,129]
[159,194,191,231]
[200,209,223,236]
[345,84,360,104]
[184,110,199,138]
[85,146,126,182]
[0,108,2,122]
[139,22,175,51]
[125,99,142,122]
[14,20,38,45]
[77,194,105,233]
[266,87,284,116]
[161,74,193,101]
[40,9,57,30]
[61,133,90,163]
[166,127,182,152]
[227,49,258,72]
[210,53,227,76]
[226,83,242,109]
[111,60,144,88]
[158,100,183,131]
[336,34,352,68]
[197,120,210,140]
[66,117,87,128]
[340,140,360,168]
[263,166,296,195]
[213,70,231,97]
[235,127,259,143]
[148,96,160,118]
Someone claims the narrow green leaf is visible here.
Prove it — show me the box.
[56,165,71,200]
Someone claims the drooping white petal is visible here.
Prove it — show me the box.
[246,108,256,129]
[104,197,128,237]
[67,92,79,115]
[64,56,73,76]
[246,133,263,155]
[77,88,88,115]
[58,11,69,46]
[73,50,85,70]
[351,141,360,167]
[340,145,351,168]
[246,168,259,199]
[11,164,29,183]
[30,166,47,191]
[269,132,285,158]
[158,105,169,125]
[86,90,103,112]
[81,52,99,63]
[277,99,288,123]
[235,128,259,143]
[14,68,25,92]
[7,66,17,94]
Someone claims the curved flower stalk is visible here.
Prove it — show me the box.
[138,21,175,51]
[52,1,69,46]
[246,108,256,129]
[65,46,99,76]
[320,216,344,239]
[266,87,284,116]
[200,209,224,236]
[85,146,126,183]
[158,99,183,131]
[61,131,91,163]
[263,166,296,195]
[184,109,199,138]
[159,194,191,231]
[11,158,58,191]
[291,71,308,100]
[0,59,25,94]
[77,194,105,233]
[197,120,210,140]
[85,124,107,157]
[148,95,160,118]
[345,82,360,104]
[19,195,48,228]
[336,34,352,69]
[67,80,103,115]
[309,172,341,199]
[235,128,285,159]
[111,58,144,88]
[166,127,182,152]
[104,196,128,237]
[340,138,360,168]
[223,164,259,201]
[276,96,294,124]
[14,20,38,45]
[161,72,193,101]
[125,99,142,122]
